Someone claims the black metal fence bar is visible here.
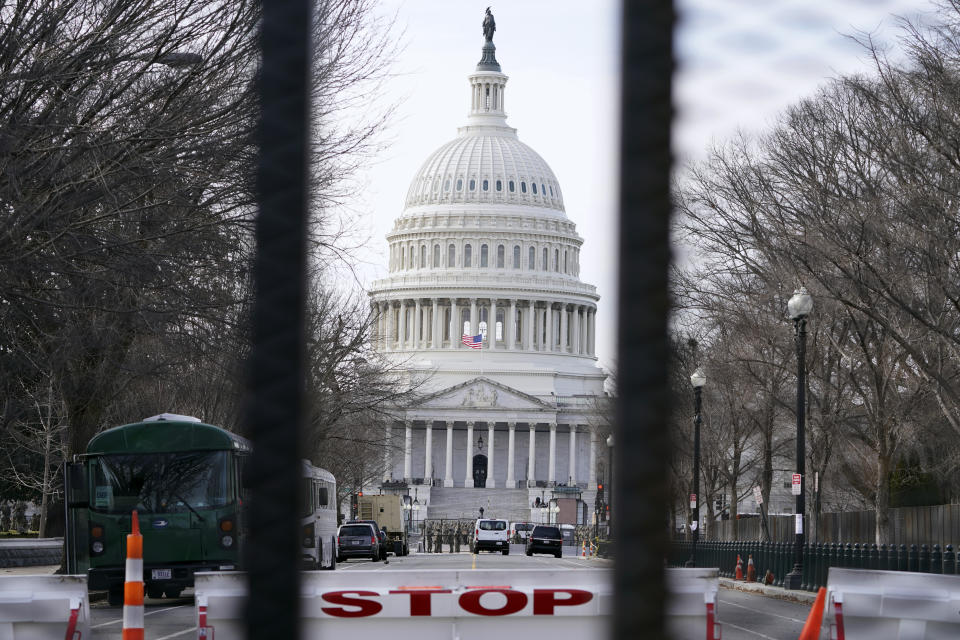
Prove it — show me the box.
[668,540,960,591]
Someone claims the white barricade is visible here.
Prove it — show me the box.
[665,567,721,640]
[0,575,89,640]
[195,568,610,639]
[826,568,960,639]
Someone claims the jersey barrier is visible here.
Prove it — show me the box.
[0,574,89,639]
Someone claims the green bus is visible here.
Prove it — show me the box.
[65,414,251,605]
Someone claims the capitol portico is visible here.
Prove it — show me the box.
[368,12,606,525]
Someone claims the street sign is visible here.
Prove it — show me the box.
[689,493,697,509]
[791,473,802,496]
[752,486,763,505]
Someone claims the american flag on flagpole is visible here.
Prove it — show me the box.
[461,334,483,349]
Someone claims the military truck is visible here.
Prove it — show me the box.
[358,494,408,556]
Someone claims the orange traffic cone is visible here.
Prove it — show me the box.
[746,554,756,582]
[797,587,826,640]
[735,554,744,580]
[122,510,144,640]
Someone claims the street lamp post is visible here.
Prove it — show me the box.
[785,287,813,590]
[687,368,706,567]
[606,434,613,536]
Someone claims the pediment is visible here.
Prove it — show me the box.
[415,377,552,411]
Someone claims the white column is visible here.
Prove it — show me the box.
[508,299,517,350]
[424,422,433,483]
[469,298,478,337]
[465,421,475,487]
[432,298,440,349]
[403,421,413,480]
[450,298,458,348]
[413,299,422,349]
[527,424,536,487]
[385,302,395,351]
[589,428,598,489]
[398,300,407,350]
[572,305,581,354]
[545,304,553,352]
[560,304,568,353]
[444,421,454,487]
[506,422,516,488]
[548,422,557,484]
[489,299,497,350]
[568,424,577,485]
[527,300,535,350]
[383,423,392,481]
[486,422,495,488]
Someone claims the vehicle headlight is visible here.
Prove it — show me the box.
[221,535,234,548]
[91,541,104,554]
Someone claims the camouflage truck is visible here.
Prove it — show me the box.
[358,494,408,556]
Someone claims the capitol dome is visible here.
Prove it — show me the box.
[404,129,565,213]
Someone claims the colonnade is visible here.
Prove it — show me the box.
[386,420,599,490]
[373,297,597,356]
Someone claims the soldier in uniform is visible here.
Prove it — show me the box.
[447,525,454,553]
[435,524,444,553]
[453,523,461,553]
[425,523,433,553]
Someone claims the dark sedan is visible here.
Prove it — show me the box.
[525,525,563,558]
[336,523,380,562]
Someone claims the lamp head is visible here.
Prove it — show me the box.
[690,367,706,389]
[788,287,814,319]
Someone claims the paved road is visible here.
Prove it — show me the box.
[84,554,823,639]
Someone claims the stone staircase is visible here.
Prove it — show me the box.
[425,487,531,522]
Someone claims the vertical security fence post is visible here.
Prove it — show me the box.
[920,544,930,573]
[898,544,908,572]
[944,545,955,575]
[909,544,919,572]
[932,544,942,574]
[869,543,879,570]
[853,543,861,570]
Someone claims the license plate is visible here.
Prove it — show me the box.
[352,540,362,545]
[151,569,172,580]
[496,541,502,545]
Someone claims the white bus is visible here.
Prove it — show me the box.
[301,460,338,570]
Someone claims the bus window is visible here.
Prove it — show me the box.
[317,486,328,508]
[92,451,228,513]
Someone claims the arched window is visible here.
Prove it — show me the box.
[433,244,440,267]
[420,245,427,268]
[482,179,489,191]
[496,180,502,191]
[469,179,476,191]
[528,246,535,269]
[509,180,515,192]
[541,183,546,196]
[554,249,559,272]
[456,178,463,191]
[464,244,472,267]
[480,244,488,267]
[542,247,548,270]
[513,245,521,269]
[410,246,416,269]
[444,179,450,191]
[521,181,527,193]
[448,244,456,267]
[549,185,554,197]
[496,245,505,268]
[463,320,471,336]
[532,183,538,195]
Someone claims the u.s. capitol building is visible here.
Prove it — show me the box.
[368,14,606,526]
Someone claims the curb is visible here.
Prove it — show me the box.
[719,577,818,604]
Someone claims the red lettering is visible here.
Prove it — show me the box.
[532,589,593,615]
[389,589,451,616]
[459,589,527,616]
[320,590,383,618]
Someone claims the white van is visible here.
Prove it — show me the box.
[510,521,535,542]
[473,518,509,554]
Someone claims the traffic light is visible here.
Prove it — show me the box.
[597,483,604,502]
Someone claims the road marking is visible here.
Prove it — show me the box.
[92,605,186,627]
[721,621,783,639]
[472,553,477,569]
[155,627,197,640]
[718,597,806,623]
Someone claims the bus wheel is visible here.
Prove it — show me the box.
[146,584,164,600]
[108,585,124,606]
[164,587,183,598]
[324,552,336,571]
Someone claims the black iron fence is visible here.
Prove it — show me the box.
[669,540,960,591]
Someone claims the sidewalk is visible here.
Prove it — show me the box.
[0,564,60,576]
[719,576,818,604]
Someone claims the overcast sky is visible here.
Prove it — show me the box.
[349,0,937,372]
